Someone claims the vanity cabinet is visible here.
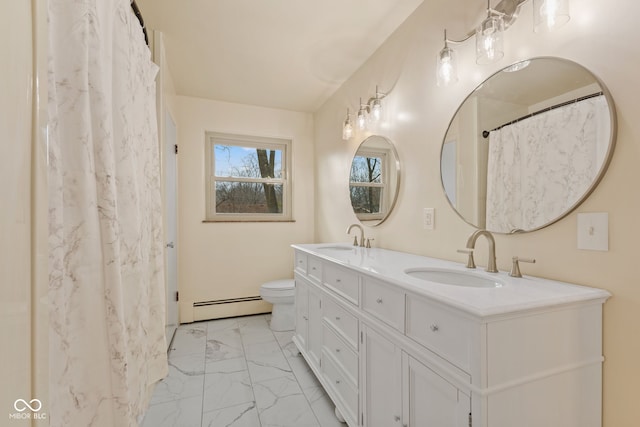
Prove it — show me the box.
[292,245,609,427]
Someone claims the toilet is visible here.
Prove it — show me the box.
[259,279,295,331]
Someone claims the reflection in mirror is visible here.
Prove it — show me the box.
[350,135,400,226]
[441,57,616,233]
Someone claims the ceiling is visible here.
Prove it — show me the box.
[135,0,424,113]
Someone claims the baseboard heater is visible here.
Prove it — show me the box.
[192,296,269,321]
[193,296,262,307]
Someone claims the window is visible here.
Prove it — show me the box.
[205,132,292,221]
[349,149,388,222]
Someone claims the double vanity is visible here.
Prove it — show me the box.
[291,243,609,427]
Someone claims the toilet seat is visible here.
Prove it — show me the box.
[261,279,295,294]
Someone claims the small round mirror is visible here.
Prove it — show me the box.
[349,135,401,226]
[441,57,616,233]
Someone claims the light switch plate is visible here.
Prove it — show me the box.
[577,212,608,251]
[423,208,435,230]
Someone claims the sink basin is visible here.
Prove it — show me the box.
[404,268,504,288]
[317,245,355,251]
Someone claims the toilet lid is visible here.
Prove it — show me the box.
[262,279,295,291]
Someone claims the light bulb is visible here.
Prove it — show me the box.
[437,45,458,86]
[357,108,367,130]
[534,0,570,32]
[371,99,382,122]
[476,14,504,65]
[342,109,353,140]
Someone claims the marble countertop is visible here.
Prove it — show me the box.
[292,243,611,319]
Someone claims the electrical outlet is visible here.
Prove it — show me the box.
[423,208,435,230]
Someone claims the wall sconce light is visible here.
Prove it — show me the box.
[533,0,570,32]
[357,98,368,130]
[369,86,386,122]
[342,108,353,140]
[476,0,505,65]
[342,87,388,138]
[436,30,458,87]
[436,0,570,85]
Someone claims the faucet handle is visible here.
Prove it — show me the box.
[352,236,359,246]
[509,256,536,278]
[457,249,476,269]
[365,238,375,248]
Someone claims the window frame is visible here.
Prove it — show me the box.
[349,149,390,222]
[205,132,293,222]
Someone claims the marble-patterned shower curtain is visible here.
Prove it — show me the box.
[486,95,610,232]
[48,1,168,426]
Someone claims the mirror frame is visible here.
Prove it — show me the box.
[440,57,617,234]
[349,135,401,227]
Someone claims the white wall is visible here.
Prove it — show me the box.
[314,1,640,426]
[175,96,315,322]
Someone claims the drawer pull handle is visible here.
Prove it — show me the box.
[335,348,341,353]
[376,298,383,304]
[394,415,401,422]
[312,267,316,270]
[335,316,341,321]
[336,279,342,283]
[303,316,308,321]
[430,324,439,332]
[335,379,341,385]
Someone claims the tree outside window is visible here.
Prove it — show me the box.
[206,133,292,221]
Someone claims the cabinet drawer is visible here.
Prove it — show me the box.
[295,251,307,274]
[362,277,405,332]
[323,298,359,349]
[322,349,358,423]
[307,256,323,284]
[323,326,358,387]
[324,264,359,305]
[406,296,475,373]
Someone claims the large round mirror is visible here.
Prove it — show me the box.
[441,57,616,233]
[349,135,401,226]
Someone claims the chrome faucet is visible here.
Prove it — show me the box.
[465,229,498,273]
[347,223,365,247]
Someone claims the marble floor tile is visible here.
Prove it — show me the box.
[201,401,261,427]
[257,393,320,427]
[206,329,244,362]
[203,369,255,412]
[151,353,205,405]
[246,351,293,384]
[144,315,347,427]
[142,395,202,427]
[169,324,207,358]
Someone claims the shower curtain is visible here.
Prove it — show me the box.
[48,1,168,426]
[486,95,610,232]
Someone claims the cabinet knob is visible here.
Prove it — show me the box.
[303,316,308,321]
[430,324,439,332]
[376,298,383,304]
[312,266,316,270]
[335,348,341,353]
[335,316,341,321]
[336,279,342,283]
[394,415,401,422]
[336,379,341,385]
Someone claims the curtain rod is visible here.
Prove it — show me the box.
[131,0,148,46]
[482,91,604,138]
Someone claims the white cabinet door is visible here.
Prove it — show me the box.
[403,355,470,427]
[363,325,403,427]
[308,285,323,367]
[295,277,309,350]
